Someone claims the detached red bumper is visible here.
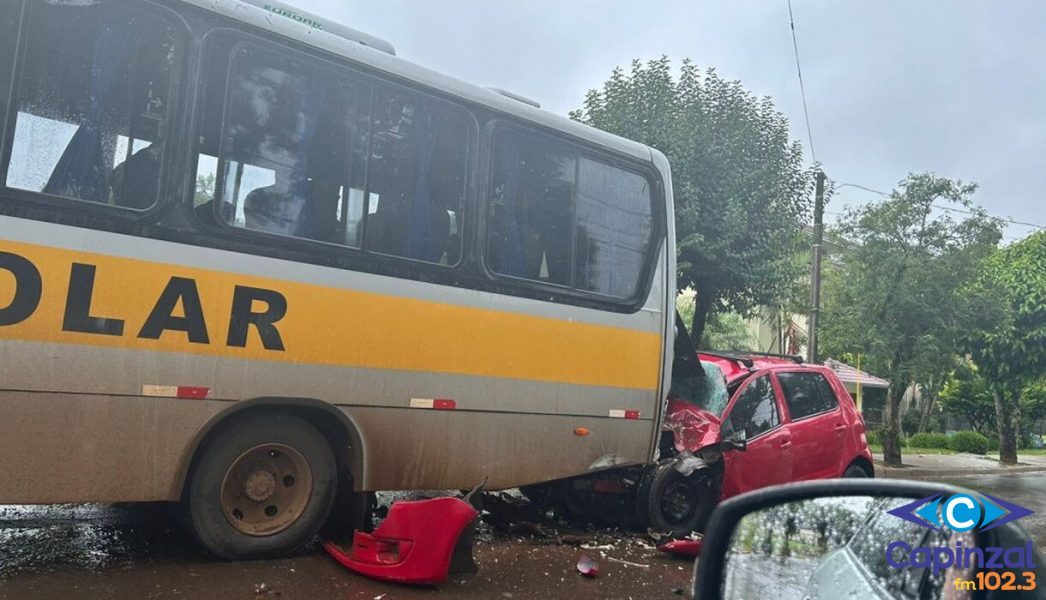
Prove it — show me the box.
[322,496,479,585]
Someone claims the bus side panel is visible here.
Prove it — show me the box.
[0,390,224,503]
[344,408,654,491]
[0,219,665,502]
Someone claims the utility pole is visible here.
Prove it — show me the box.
[808,171,826,364]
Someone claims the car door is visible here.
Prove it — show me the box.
[775,370,845,480]
[720,373,793,499]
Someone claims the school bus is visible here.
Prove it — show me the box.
[0,0,675,558]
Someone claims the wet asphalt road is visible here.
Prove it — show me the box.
[0,501,693,600]
[2,472,1045,599]
[937,471,1046,549]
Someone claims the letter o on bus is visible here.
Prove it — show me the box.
[0,252,42,326]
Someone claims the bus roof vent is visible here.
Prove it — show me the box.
[238,0,396,55]
[486,88,541,109]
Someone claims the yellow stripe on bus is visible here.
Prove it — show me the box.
[0,239,662,391]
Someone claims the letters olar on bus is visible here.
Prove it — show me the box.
[0,251,286,351]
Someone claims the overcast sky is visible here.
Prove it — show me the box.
[307,1,1044,241]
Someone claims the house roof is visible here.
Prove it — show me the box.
[823,358,890,389]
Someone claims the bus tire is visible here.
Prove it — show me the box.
[184,412,337,560]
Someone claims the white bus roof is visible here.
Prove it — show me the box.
[174,0,656,164]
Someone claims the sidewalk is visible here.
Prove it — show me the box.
[875,452,1046,480]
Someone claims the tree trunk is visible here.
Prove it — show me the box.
[995,388,1020,465]
[917,392,935,433]
[690,291,715,350]
[882,385,905,466]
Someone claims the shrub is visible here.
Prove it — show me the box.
[949,430,989,455]
[908,432,950,449]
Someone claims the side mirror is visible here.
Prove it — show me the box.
[692,479,1044,599]
[720,430,747,452]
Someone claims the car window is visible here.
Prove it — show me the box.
[776,371,838,420]
[847,498,948,598]
[726,375,780,439]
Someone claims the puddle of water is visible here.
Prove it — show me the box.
[0,504,195,576]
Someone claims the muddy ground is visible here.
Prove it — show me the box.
[6,472,1043,599]
[0,493,695,599]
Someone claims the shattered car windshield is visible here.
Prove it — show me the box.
[672,361,730,417]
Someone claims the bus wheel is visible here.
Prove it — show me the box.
[185,413,337,559]
[640,462,716,537]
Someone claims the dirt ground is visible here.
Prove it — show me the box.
[0,494,696,600]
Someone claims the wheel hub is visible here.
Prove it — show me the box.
[219,443,313,536]
[244,470,277,502]
[662,481,697,523]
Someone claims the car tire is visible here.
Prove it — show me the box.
[843,463,870,478]
[641,462,717,537]
[184,412,337,560]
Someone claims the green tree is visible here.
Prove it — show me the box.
[1024,379,1046,426]
[194,173,216,207]
[819,174,1001,466]
[572,57,812,343]
[964,231,1046,464]
[677,293,756,350]
[939,359,997,437]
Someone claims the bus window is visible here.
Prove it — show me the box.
[488,132,576,286]
[0,2,20,134]
[575,158,653,298]
[364,88,468,265]
[487,129,655,300]
[4,0,181,210]
[210,45,371,247]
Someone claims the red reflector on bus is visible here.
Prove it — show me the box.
[410,398,456,410]
[624,410,640,420]
[177,386,210,400]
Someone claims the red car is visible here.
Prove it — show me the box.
[650,351,873,534]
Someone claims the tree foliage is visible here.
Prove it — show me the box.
[819,174,1002,466]
[939,359,997,437]
[572,57,812,342]
[676,294,756,351]
[964,230,1046,463]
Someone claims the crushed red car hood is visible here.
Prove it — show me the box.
[663,399,722,454]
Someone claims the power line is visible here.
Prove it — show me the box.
[786,0,817,163]
[835,182,1045,231]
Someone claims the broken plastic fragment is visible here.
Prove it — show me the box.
[657,537,703,557]
[576,554,600,577]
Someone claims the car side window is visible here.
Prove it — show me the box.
[776,371,838,420]
[848,499,940,597]
[726,375,780,439]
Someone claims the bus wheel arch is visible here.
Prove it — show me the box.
[175,399,370,557]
